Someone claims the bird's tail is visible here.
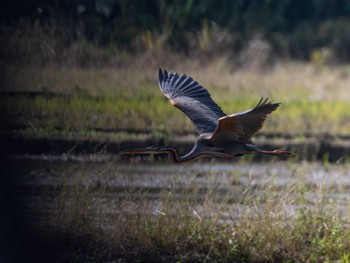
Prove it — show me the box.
[246,144,295,157]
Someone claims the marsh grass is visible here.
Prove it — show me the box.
[2,91,350,137]
[49,162,350,262]
[2,57,350,137]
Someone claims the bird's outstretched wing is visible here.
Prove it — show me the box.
[159,68,226,135]
[210,98,280,143]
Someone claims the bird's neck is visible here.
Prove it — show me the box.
[165,147,200,163]
[164,147,183,162]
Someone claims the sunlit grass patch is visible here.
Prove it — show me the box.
[2,93,350,137]
[3,58,350,138]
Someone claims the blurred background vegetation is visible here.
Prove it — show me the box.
[2,0,350,66]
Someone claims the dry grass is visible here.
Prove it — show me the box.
[4,58,350,101]
[48,161,350,262]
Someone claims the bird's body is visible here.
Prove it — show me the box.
[121,69,294,162]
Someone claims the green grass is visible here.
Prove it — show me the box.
[2,59,350,138]
[2,93,350,138]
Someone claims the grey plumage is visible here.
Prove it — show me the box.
[159,68,226,135]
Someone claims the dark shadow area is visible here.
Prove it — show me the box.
[0,151,57,262]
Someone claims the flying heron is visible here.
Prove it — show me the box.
[121,68,294,162]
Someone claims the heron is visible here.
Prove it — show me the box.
[121,68,294,163]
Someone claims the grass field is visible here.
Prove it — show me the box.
[2,58,350,138]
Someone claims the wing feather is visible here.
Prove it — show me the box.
[159,68,226,134]
[210,98,280,143]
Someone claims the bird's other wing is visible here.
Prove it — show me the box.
[210,98,280,143]
[159,68,226,135]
